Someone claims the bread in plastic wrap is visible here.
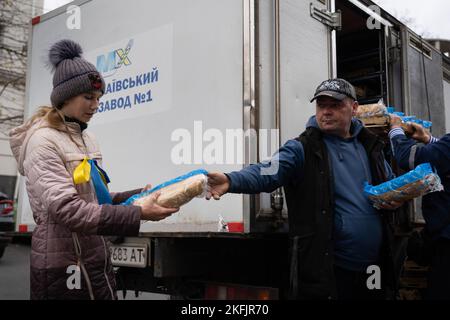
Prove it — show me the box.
[356,102,388,119]
[356,101,389,127]
[122,169,208,209]
[364,163,443,209]
[134,174,206,208]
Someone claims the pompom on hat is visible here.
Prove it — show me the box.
[49,39,105,108]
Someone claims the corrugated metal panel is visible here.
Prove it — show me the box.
[443,80,450,132]
[407,33,446,137]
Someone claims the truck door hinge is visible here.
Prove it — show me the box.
[388,46,401,64]
[310,3,342,31]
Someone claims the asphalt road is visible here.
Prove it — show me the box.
[0,243,30,300]
[0,243,168,300]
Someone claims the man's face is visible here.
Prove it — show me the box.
[315,96,358,138]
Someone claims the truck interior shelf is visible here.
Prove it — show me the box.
[336,0,387,104]
[338,49,380,64]
[358,95,385,105]
[346,71,384,83]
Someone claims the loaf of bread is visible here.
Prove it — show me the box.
[367,174,440,204]
[356,103,388,119]
[133,174,206,208]
[364,163,443,209]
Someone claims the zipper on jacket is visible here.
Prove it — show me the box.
[80,133,115,300]
[354,141,371,183]
[101,237,116,300]
[72,232,95,300]
[76,125,115,300]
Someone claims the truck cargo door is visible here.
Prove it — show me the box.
[386,27,403,110]
[335,0,392,106]
[401,27,446,137]
[255,0,335,228]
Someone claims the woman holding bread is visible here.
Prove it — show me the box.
[9,39,178,300]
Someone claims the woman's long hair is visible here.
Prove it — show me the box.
[28,106,82,147]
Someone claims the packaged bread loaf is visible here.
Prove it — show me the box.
[364,163,443,209]
[356,101,388,119]
[123,169,208,208]
[356,100,390,126]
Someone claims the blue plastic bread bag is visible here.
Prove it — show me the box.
[122,169,208,207]
[364,163,443,209]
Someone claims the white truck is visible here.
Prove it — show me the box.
[18,0,449,298]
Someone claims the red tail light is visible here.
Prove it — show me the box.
[227,222,244,233]
[0,200,13,215]
[205,284,278,300]
[2,207,12,215]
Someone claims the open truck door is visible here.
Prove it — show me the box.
[254,0,336,231]
[333,0,414,296]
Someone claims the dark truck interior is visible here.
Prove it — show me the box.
[336,0,388,105]
[335,0,431,300]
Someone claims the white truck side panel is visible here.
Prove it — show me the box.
[0,139,17,176]
[21,0,332,233]
[22,0,245,233]
[279,0,330,143]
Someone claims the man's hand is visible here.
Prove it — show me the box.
[389,115,414,135]
[141,184,152,192]
[389,114,403,129]
[139,191,179,221]
[377,200,404,211]
[409,122,431,144]
[206,172,230,200]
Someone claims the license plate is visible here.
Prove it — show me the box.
[110,245,147,268]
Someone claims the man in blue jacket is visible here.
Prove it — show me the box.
[207,78,404,300]
[389,116,450,300]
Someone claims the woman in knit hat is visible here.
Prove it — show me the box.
[9,39,178,300]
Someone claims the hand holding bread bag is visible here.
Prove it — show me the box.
[364,163,443,209]
[123,169,208,209]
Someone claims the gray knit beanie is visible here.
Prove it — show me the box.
[49,39,105,108]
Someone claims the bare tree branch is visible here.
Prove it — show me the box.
[0,0,42,133]
[0,115,23,122]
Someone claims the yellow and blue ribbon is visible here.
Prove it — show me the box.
[73,157,112,205]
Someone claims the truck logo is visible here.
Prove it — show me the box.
[96,39,134,77]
